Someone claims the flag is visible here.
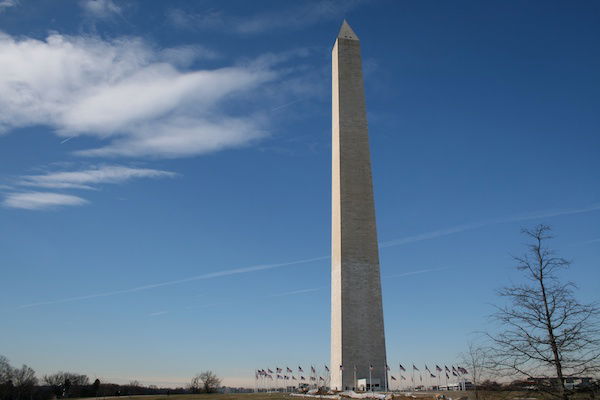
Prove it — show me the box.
[268,369,273,373]
[430,373,436,378]
[298,366,303,372]
[436,365,442,372]
[452,371,457,377]
[311,366,316,373]
[399,364,406,372]
[325,365,329,372]
[391,376,397,381]
[369,365,374,371]
[340,365,344,371]
[412,365,419,371]
[319,377,324,381]
[277,367,282,373]
[287,367,293,373]
[446,373,449,379]
[445,365,450,373]
[452,366,457,372]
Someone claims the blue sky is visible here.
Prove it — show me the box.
[1,0,599,388]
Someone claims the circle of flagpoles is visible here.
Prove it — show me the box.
[253,363,469,393]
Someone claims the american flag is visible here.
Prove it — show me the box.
[390,376,397,381]
[399,364,406,372]
[287,367,292,373]
[430,373,436,378]
[445,365,450,373]
[436,365,442,372]
[298,366,303,372]
[276,367,282,373]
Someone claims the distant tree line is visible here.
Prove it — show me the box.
[0,356,191,400]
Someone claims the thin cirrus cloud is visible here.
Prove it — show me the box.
[2,165,176,209]
[3,192,88,210]
[80,0,121,18]
[18,165,177,190]
[0,31,278,158]
[167,0,365,34]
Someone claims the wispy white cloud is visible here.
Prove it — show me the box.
[0,31,279,158]
[80,0,120,18]
[167,0,365,34]
[148,310,169,317]
[18,165,177,190]
[0,0,17,13]
[3,192,88,210]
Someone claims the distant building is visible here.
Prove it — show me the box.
[357,378,381,391]
[523,377,594,390]
[438,381,474,391]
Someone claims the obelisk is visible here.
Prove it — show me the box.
[331,21,387,391]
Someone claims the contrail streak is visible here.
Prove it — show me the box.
[16,203,600,309]
[60,137,74,144]
[18,256,328,309]
[380,203,600,248]
[384,267,449,279]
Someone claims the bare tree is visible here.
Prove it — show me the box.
[189,375,202,393]
[487,225,600,400]
[190,371,221,394]
[0,356,11,384]
[460,341,489,400]
[12,365,36,400]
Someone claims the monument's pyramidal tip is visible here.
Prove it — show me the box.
[337,19,359,40]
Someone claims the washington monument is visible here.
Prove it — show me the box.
[330,21,387,391]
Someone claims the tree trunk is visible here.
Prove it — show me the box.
[538,253,568,400]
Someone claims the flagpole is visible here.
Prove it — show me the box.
[369,366,372,393]
[353,365,357,392]
[386,364,389,392]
